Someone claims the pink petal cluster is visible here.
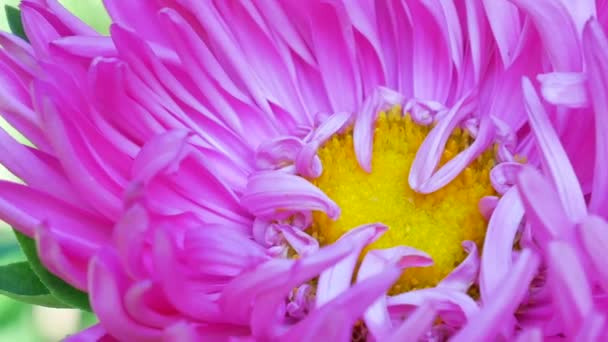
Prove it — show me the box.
[0,0,606,340]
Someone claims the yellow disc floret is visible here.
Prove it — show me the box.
[310,106,495,292]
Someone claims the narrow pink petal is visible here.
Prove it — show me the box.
[0,181,111,244]
[63,323,111,342]
[276,225,319,257]
[582,19,608,218]
[409,92,477,192]
[357,246,432,340]
[574,311,607,340]
[407,0,453,100]
[511,0,581,70]
[516,166,573,243]
[20,4,61,58]
[515,327,543,342]
[0,128,81,206]
[280,267,401,341]
[387,303,437,342]
[547,241,594,336]
[35,224,89,290]
[316,223,387,307]
[479,188,523,299]
[123,280,180,329]
[578,215,608,292]
[219,233,356,325]
[89,251,162,341]
[439,241,479,292]
[152,229,222,322]
[537,72,588,108]
[521,77,586,222]
[482,0,522,67]
[490,161,524,195]
[241,171,339,219]
[557,0,596,36]
[465,0,490,83]
[478,195,499,220]
[415,114,494,193]
[388,287,479,327]
[102,0,167,45]
[452,249,540,341]
[255,137,304,171]
[353,87,406,172]
[309,1,361,112]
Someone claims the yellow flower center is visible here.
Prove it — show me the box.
[311,106,495,292]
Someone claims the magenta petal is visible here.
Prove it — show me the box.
[579,215,608,292]
[388,287,479,327]
[511,0,581,70]
[89,250,161,341]
[280,266,401,341]
[582,19,608,218]
[521,77,586,222]
[387,303,436,342]
[316,223,387,307]
[517,166,573,243]
[439,241,479,292]
[353,87,406,172]
[452,249,540,341]
[241,171,340,219]
[357,246,432,340]
[63,323,111,342]
[537,72,588,108]
[479,188,523,299]
[408,92,476,192]
[547,241,594,336]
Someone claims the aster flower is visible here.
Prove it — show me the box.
[0,0,605,341]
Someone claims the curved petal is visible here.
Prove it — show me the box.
[521,77,586,222]
[582,19,608,218]
[452,249,540,341]
[316,223,387,306]
[241,171,340,219]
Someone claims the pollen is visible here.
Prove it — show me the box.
[310,106,495,292]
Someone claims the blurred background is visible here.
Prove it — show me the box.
[0,0,109,340]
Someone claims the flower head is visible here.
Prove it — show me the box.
[0,0,606,340]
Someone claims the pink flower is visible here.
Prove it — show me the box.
[0,0,606,340]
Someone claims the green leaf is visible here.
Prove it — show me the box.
[14,231,92,311]
[0,261,69,308]
[4,5,27,42]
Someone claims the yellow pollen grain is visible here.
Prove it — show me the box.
[311,106,495,292]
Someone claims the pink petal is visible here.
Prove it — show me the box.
[353,87,406,172]
[89,250,162,341]
[546,241,594,336]
[451,248,540,341]
[516,166,573,243]
[521,77,586,222]
[482,0,522,67]
[511,0,581,71]
[316,223,387,306]
[582,19,608,218]
[479,188,523,299]
[357,246,432,339]
[537,72,588,108]
[408,92,477,192]
[63,323,112,342]
[387,303,437,342]
[309,1,361,112]
[578,215,608,292]
[439,241,479,292]
[280,266,402,341]
[241,171,339,219]
[388,287,479,327]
